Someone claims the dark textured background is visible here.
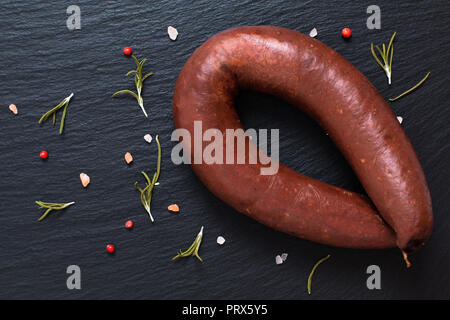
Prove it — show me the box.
[0,0,449,300]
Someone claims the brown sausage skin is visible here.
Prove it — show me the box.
[173,26,432,251]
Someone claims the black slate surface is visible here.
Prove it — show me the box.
[0,0,449,300]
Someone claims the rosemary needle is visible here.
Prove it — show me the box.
[35,201,75,221]
[112,55,153,117]
[389,72,430,102]
[371,32,396,85]
[134,135,161,222]
[307,254,330,295]
[172,226,204,262]
[38,93,74,134]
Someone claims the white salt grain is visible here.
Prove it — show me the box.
[275,255,283,265]
[168,26,178,41]
[217,236,226,245]
[309,28,318,38]
[397,116,403,124]
[281,253,288,261]
[144,134,152,144]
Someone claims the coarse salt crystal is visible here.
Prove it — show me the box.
[124,152,133,164]
[168,204,180,212]
[275,255,283,265]
[397,116,403,124]
[79,173,90,187]
[217,236,226,245]
[144,134,152,144]
[281,253,288,261]
[309,28,318,38]
[9,104,18,115]
[168,26,178,41]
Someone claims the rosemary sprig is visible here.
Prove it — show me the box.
[172,226,204,262]
[112,55,153,117]
[307,254,330,295]
[35,201,75,221]
[371,32,396,85]
[134,135,161,222]
[389,72,430,102]
[38,93,74,134]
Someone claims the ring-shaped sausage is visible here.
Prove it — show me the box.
[173,26,432,252]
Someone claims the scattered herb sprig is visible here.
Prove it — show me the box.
[172,226,204,262]
[38,93,74,134]
[35,201,75,221]
[371,32,396,85]
[389,72,430,102]
[134,135,161,222]
[112,55,153,117]
[307,254,330,295]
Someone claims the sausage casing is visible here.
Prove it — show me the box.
[173,26,432,251]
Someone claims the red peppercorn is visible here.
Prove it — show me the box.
[123,47,132,56]
[341,28,352,38]
[106,244,115,253]
[125,220,134,229]
[40,150,48,159]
